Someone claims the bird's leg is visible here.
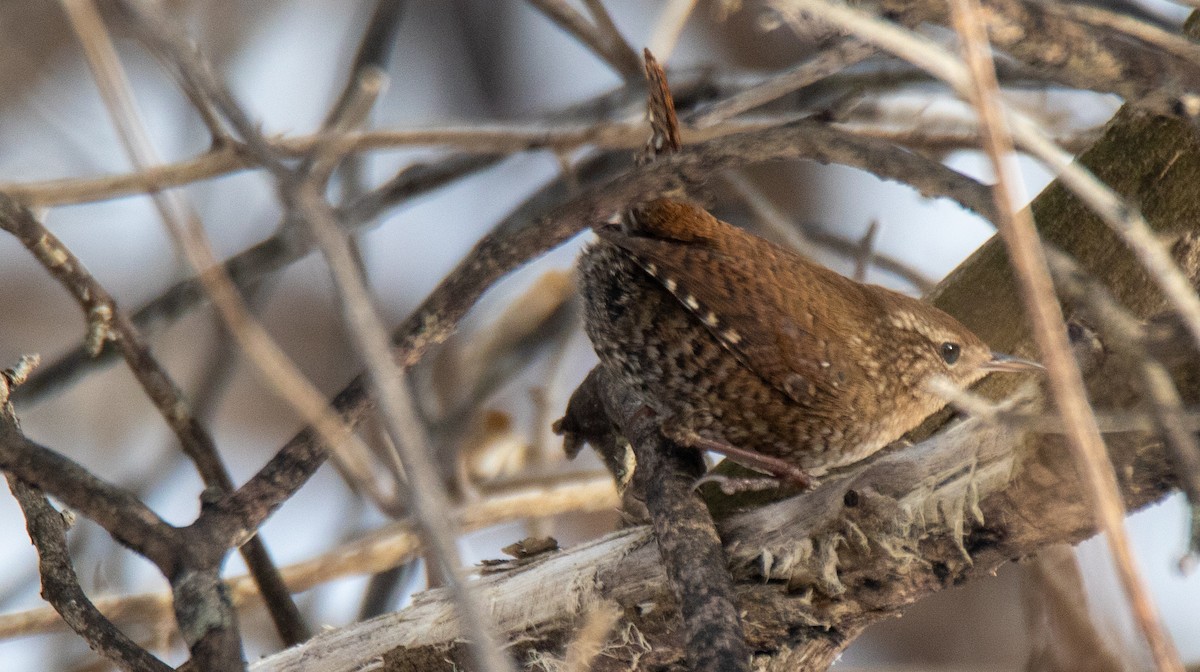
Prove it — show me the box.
[666,427,816,491]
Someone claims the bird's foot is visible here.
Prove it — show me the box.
[668,428,816,490]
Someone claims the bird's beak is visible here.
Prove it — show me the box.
[981,352,1044,373]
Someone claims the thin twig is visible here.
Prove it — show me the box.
[322,0,407,128]
[8,478,173,672]
[853,219,880,282]
[4,113,1017,209]
[3,357,170,671]
[293,182,515,672]
[0,414,181,577]
[691,37,876,127]
[290,66,515,672]
[947,0,1181,668]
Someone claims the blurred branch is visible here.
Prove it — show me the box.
[322,0,407,128]
[1022,545,1127,672]
[291,78,515,672]
[946,0,1180,666]
[2,118,812,207]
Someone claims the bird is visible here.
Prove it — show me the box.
[578,197,1040,484]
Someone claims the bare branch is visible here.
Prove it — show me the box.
[8,478,172,672]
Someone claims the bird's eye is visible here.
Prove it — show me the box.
[940,342,961,365]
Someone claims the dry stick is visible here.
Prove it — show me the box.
[2,357,169,671]
[297,73,511,672]
[837,118,1104,157]
[323,0,403,233]
[947,0,1181,669]
[0,416,181,576]
[322,0,407,129]
[292,71,514,671]
[0,120,788,207]
[691,37,877,127]
[4,65,663,209]
[1046,248,1200,559]
[853,219,880,283]
[8,479,172,672]
[113,1,287,178]
[2,108,1021,210]
[1,114,1014,209]
[302,72,412,501]
[528,0,642,78]
[324,1,415,614]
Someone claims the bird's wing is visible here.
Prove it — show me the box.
[597,201,855,407]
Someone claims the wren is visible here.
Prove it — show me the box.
[579,198,1040,481]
